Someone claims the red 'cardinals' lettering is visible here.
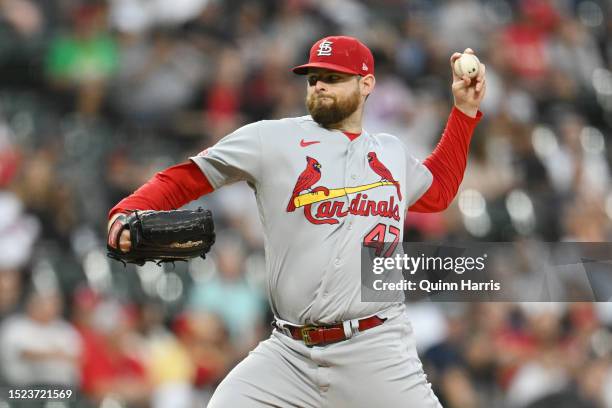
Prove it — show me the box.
[367,152,402,201]
[303,194,400,224]
[287,156,322,212]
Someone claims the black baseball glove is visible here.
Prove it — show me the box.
[107,208,215,266]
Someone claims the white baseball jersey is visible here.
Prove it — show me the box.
[191,116,433,325]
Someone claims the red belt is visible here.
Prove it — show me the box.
[275,316,386,347]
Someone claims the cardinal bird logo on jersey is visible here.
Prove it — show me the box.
[286,156,322,212]
[367,152,402,201]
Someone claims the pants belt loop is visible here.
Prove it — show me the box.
[342,318,361,339]
[273,318,292,337]
[350,318,360,335]
[342,320,352,339]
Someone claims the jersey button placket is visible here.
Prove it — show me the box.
[344,142,357,237]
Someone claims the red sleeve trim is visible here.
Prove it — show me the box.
[409,108,482,213]
[108,160,214,219]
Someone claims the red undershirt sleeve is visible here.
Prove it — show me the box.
[108,160,214,220]
[409,107,482,213]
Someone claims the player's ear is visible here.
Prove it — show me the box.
[360,74,375,97]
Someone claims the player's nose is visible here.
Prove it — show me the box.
[314,80,327,92]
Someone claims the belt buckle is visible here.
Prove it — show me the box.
[301,326,318,346]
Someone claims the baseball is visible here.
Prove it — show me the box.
[453,53,480,79]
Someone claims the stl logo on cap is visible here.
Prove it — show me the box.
[291,35,374,76]
[317,40,333,56]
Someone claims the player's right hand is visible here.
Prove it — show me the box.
[450,48,486,118]
[108,214,132,253]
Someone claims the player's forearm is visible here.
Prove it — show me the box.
[409,107,482,212]
[108,160,214,221]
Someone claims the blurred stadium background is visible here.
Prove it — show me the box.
[0,0,611,407]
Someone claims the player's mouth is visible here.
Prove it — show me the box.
[315,97,336,107]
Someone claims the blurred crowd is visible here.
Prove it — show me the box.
[0,0,611,407]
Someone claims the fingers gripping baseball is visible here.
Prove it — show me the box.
[450,48,486,117]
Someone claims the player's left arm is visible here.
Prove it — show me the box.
[107,161,214,252]
[107,121,263,252]
[409,48,486,213]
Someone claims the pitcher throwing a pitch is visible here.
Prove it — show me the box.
[108,36,485,407]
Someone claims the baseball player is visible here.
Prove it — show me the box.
[108,36,485,407]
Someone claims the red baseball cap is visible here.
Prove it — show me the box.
[292,36,374,76]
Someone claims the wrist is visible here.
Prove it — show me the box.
[454,103,478,118]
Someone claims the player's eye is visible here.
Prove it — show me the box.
[307,74,352,86]
[307,76,318,86]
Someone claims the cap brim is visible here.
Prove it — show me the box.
[292,62,360,75]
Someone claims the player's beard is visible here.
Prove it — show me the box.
[306,87,361,129]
